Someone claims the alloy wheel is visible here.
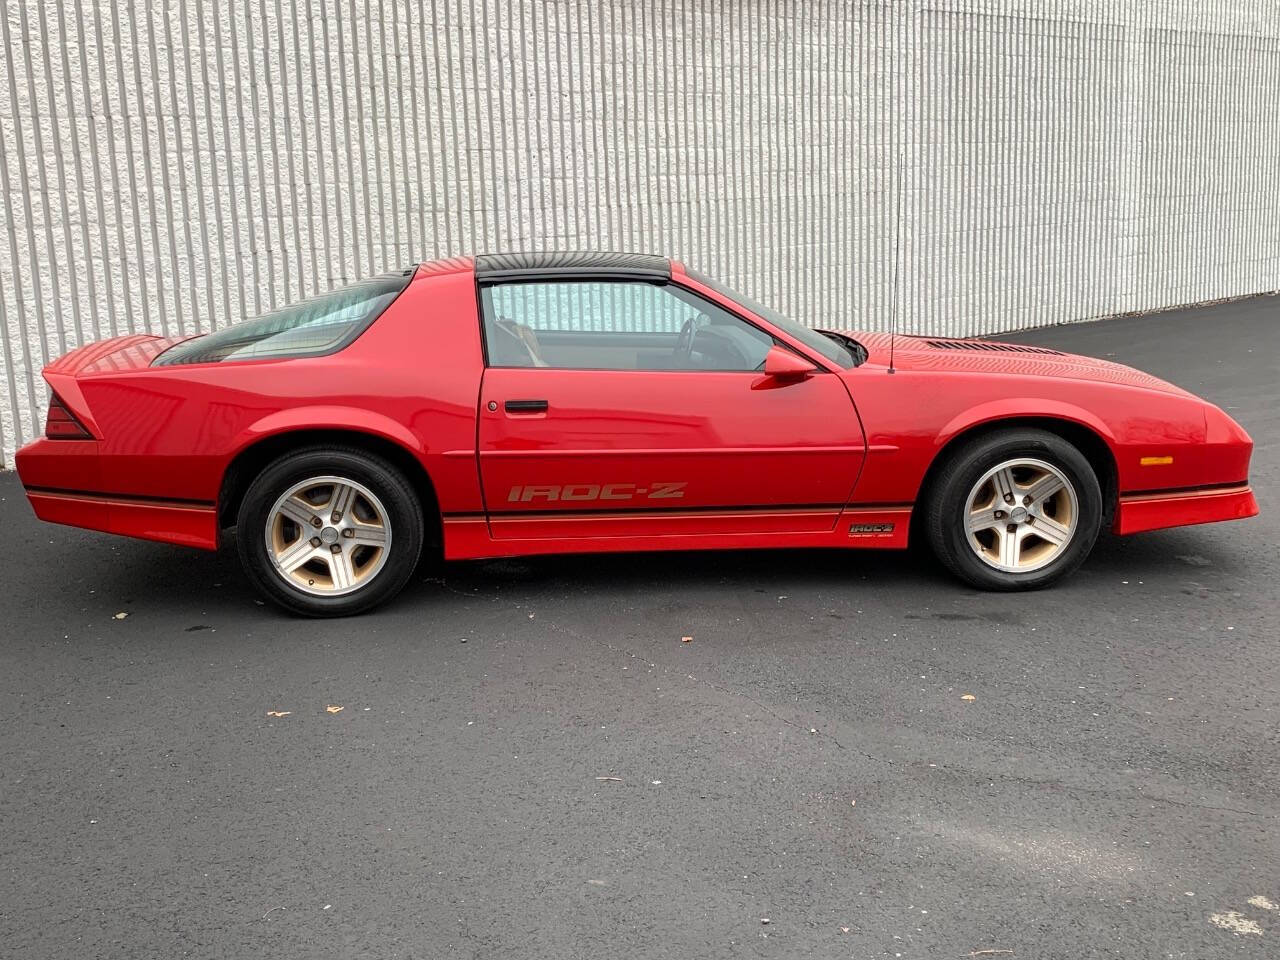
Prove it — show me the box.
[964,457,1078,573]
[265,475,392,596]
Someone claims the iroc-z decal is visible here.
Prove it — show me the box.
[507,482,688,503]
[848,522,895,536]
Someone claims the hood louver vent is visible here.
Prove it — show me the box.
[922,339,1066,356]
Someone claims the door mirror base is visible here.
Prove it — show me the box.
[763,345,818,380]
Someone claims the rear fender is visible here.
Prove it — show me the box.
[235,406,430,460]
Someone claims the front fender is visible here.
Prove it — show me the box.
[935,398,1117,449]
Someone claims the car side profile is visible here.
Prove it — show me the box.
[15,252,1258,616]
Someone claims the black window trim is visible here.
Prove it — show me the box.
[475,275,810,374]
[151,266,418,368]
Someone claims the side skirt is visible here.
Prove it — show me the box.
[441,505,911,561]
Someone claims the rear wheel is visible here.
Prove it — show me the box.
[925,429,1102,590]
[236,446,423,616]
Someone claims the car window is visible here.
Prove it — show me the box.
[481,280,774,371]
[152,270,413,366]
[684,266,861,368]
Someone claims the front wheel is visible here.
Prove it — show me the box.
[236,446,424,616]
[924,429,1103,591]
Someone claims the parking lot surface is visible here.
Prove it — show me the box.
[2,296,1277,959]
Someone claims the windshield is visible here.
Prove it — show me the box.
[153,269,413,366]
[684,267,861,368]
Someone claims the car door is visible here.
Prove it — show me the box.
[476,277,865,540]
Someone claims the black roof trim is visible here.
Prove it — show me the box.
[474,251,670,282]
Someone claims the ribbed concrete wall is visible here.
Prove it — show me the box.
[3,1,1280,463]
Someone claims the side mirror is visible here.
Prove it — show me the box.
[763,345,817,380]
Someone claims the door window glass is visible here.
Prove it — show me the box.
[481,281,774,371]
[684,266,862,368]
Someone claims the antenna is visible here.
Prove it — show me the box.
[887,142,905,375]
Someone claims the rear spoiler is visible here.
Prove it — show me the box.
[39,334,194,440]
[45,334,188,376]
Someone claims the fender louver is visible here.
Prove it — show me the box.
[923,339,1066,356]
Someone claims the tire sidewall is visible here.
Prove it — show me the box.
[933,431,1102,590]
[236,448,423,616]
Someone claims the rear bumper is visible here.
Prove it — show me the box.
[24,488,218,550]
[1113,483,1258,535]
[16,438,218,550]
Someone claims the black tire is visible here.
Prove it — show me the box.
[924,428,1102,591]
[236,445,424,616]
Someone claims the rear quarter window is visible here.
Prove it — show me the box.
[152,269,414,366]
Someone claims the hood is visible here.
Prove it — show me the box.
[840,331,1196,398]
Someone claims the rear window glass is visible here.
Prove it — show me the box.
[152,270,413,366]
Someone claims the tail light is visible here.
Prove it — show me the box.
[45,393,92,439]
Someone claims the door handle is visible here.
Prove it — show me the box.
[504,399,549,413]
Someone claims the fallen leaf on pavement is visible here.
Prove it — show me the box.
[1209,911,1262,935]
[266,711,292,718]
[325,705,344,714]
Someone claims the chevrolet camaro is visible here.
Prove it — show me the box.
[15,252,1258,615]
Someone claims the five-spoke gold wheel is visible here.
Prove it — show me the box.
[965,458,1078,573]
[265,476,392,596]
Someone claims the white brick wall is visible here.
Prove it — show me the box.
[2,0,1279,463]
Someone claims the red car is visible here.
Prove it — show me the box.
[15,252,1258,616]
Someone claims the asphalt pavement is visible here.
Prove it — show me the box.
[2,296,1277,959]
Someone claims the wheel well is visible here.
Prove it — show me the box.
[218,429,442,546]
[915,417,1118,527]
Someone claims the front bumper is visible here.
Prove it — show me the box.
[1113,483,1259,536]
